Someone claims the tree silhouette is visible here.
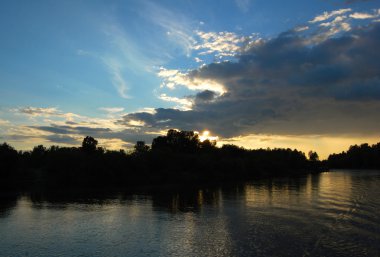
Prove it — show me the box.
[151,136,169,151]
[152,129,200,153]
[200,139,216,151]
[0,130,326,190]
[82,136,98,152]
[134,141,150,154]
[0,143,18,176]
[308,151,319,161]
[328,142,380,169]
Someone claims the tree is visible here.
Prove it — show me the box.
[0,143,18,174]
[134,141,150,154]
[151,129,201,153]
[166,129,200,153]
[82,136,98,152]
[308,151,319,161]
[200,139,216,151]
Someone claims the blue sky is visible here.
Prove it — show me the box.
[1,0,380,158]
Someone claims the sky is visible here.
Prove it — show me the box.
[0,0,380,159]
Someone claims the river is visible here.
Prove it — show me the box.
[0,169,379,257]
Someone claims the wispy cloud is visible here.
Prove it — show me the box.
[193,31,253,57]
[235,0,251,13]
[157,67,226,95]
[102,24,160,73]
[76,49,92,56]
[93,2,201,99]
[45,134,80,145]
[350,9,380,19]
[312,15,352,42]
[140,1,196,57]
[158,94,193,110]
[302,8,380,45]
[102,57,130,99]
[98,21,166,99]
[14,107,61,117]
[0,119,10,126]
[294,26,310,32]
[12,107,81,121]
[194,57,203,63]
[99,107,125,113]
[309,8,352,23]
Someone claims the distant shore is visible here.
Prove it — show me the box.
[1,129,378,192]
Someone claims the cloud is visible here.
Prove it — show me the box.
[95,19,170,99]
[309,8,352,23]
[31,123,159,145]
[31,124,112,135]
[194,57,203,63]
[76,49,92,56]
[8,119,161,148]
[99,107,125,113]
[120,23,380,138]
[350,9,380,19]
[102,57,130,99]
[97,138,132,150]
[12,107,81,122]
[140,1,196,57]
[235,0,251,13]
[306,9,380,44]
[310,16,352,43]
[102,23,160,73]
[94,2,201,99]
[45,135,80,145]
[193,31,253,57]
[158,94,193,110]
[0,119,10,126]
[2,104,165,150]
[14,107,61,117]
[194,90,217,104]
[157,67,226,95]
[294,26,310,32]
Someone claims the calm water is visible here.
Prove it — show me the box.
[1,170,380,257]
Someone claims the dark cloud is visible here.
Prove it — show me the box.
[31,125,112,135]
[120,23,380,137]
[65,121,78,125]
[194,90,217,104]
[30,124,159,145]
[45,135,79,145]
[5,135,36,141]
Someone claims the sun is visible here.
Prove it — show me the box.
[198,130,219,142]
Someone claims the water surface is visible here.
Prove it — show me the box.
[1,170,379,257]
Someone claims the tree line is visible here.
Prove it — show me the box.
[0,129,326,190]
[328,143,380,169]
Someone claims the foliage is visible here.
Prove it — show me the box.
[328,143,380,169]
[134,141,150,154]
[81,136,98,153]
[0,143,18,178]
[152,129,201,153]
[0,130,324,190]
[308,151,319,161]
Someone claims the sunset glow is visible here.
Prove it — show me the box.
[198,130,219,142]
[0,0,379,158]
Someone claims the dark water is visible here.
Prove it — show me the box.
[1,170,380,257]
